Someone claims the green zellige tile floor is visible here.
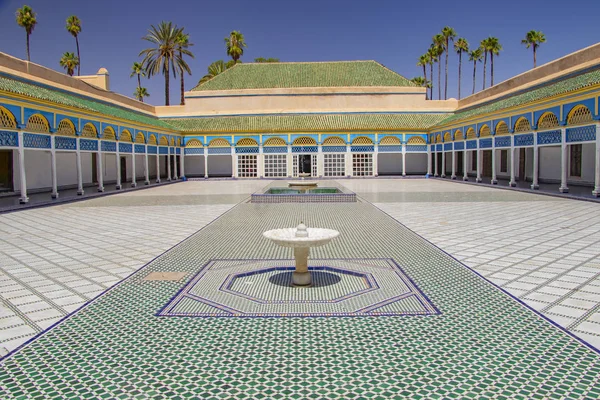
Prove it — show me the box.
[0,179,599,398]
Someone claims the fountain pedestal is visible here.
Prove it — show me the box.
[263,223,340,286]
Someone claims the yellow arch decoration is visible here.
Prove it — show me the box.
[170,137,175,146]
[103,126,116,140]
[56,119,76,136]
[379,136,401,145]
[0,106,17,129]
[209,138,230,147]
[454,130,464,141]
[186,139,203,147]
[322,136,346,146]
[25,114,50,133]
[537,112,559,130]
[443,132,452,142]
[466,128,476,139]
[435,134,442,143]
[566,105,593,126]
[236,138,259,147]
[351,136,374,145]
[135,132,145,144]
[292,136,317,146]
[407,136,426,145]
[120,130,133,142]
[495,121,509,136]
[81,123,97,138]
[148,134,157,145]
[513,117,531,133]
[177,138,181,147]
[159,136,169,146]
[264,137,286,146]
[479,125,491,137]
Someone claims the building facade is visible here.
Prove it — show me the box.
[0,45,599,204]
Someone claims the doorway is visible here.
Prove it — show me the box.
[120,156,127,183]
[92,153,98,184]
[0,150,13,192]
[519,148,526,181]
[482,150,492,177]
[457,152,464,176]
[292,154,317,177]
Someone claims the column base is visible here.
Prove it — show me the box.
[156,179,161,184]
[131,182,137,188]
[292,271,312,286]
[463,176,468,181]
[167,178,172,182]
[509,181,517,187]
[491,180,498,185]
[144,181,150,186]
[51,192,59,199]
[592,189,600,197]
[475,178,482,183]
[434,174,439,177]
[402,173,406,176]
[559,186,569,193]
[115,185,122,190]
[441,174,446,178]
[451,175,457,180]
[77,190,84,196]
[98,187,105,192]
[531,184,539,190]
[19,196,29,204]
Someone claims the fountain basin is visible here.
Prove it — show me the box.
[288,181,319,187]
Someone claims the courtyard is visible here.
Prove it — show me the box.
[0,178,599,398]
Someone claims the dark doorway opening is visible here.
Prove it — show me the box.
[299,154,312,175]
[519,148,526,181]
[120,156,127,183]
[0,150,13,192]
[457,152,464,176]
[92,153,98,184]
[482,150,492,177]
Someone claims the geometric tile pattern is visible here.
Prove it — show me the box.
[1,197,599,398]
[159,258,438,317]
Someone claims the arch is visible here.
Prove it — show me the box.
[208,138,230,147]
[120,130,133,143]
[466,127,476,139]
[351,136,374,145]
[513,117,531,133]
[170,137,175,146]
[81,123,97,138]
[454,130,464,141]
[177,138,181,147]
[135,132,146,144]
[443,132,452,142]
[379,136,401,145]
[407,136,426,145]
[55,119,76,136]
[435,134,442,143]
[236,138,259,147]
[264,137,287,146]
[292,136,317,146]
[25,114,50,133]
[103,126,116,140]
[186,138,203,147]
[148,134,157,145]
[495,121,509,136]
[0,106,17,129]
[159,136,169,146]
[537,112,559,130]
[566,105,593,126]
[322,136,346,146]
[479,124,491,137]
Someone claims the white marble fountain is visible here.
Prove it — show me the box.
[263,222,340,286]
[288,173,318,187]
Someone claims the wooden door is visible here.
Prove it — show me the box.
[482,150,492,177]
[518,148,526,181]
[91,153,98,184]
[120,156,127,182]
[0,150,13,191]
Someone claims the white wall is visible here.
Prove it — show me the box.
[185,156,205,177]
[539,146,561,182]
[207,155,232,177]
[377,153,402,175]
[18,150,51,190]
[148,155,157,179]
[579,143,595,184]
[405,153,427,174]
[103,154,117,182]
[134,155,145,179]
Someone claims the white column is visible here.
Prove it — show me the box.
[173,149,178,179]
[531,132,539,189]
[509,141,517,187]
[593,123,600,197]
[144,145,150,185]
[257,145,264,178]
[462,144,468,181]
[17,131,28,204]
[434,146,438,176]
[50,137,58,198]
[450,148,456,179]
[286,145,293,177]
[97,147,104,192]
[402,144,406,176]
[345,145,353,177]
[156,152,161,183]
[373,144,379,177]
[76,137,84,195]
[115,145,122,190]
[476,140,482,183]
[180,148,185,179]
[426,145,432,176]
[491,139,498,184]
[440,148,446,178]
[131,149,137,188]
[559,127,569,193]
[317,145,324,178]
[166,147,172,181]
[204,147,208,178]
[231,147,237,178]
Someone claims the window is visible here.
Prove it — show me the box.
[570,144,582,177]
[324,154,345,177]
[500,150,508,173]
[264,154,287,177]
[237,155,257,178]
[352,154,373,176]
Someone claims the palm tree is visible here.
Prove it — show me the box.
[130,62,146,100]
[454,38,469,100]
[254,58,279,63]
[198,60,227,85]
[59,52,79,76]
[175,31,194,106]
[432,34,445,100]
[225,31,246,63]
[441,26,456,100]
[16,5,37,62]
[134,87,149,102]
[427,48,436,100]
[417,54,429,99]
[66,16,82,76]
[480,38,489,90]
[468,48,483,95]
[521,30,546,68]
[411,77,431,91]
[139,22,192,106]
[486,37,502,86]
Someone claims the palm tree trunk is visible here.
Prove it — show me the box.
[483,52,487,90]
[491,53,494,87]
[422,65,427,100]
[533,46,537,68]
[137,74,141,101]
[430,63,434,100]
[26,33,30,62]
[165,65,170,106]
[76,36,81,76]
[437,61,441,100]
[179,50,185,106]
[458,52,462,100]
[472,61,476,95]
[444,44,449,100]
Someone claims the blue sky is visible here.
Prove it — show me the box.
[0,0,599,105]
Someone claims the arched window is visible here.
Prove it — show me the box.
[495,122,509,136]
[120,130,133,142]
[351,136,374,145]
[454,130,464,141]
[292,136,317,146]
[443,132,452,142]
[537,112,559,130]
[236,138,258,146]
[208,138,230,147]
[322,136,346,146]
[379,136,401,145]
[264,137,286,146]
[81,123,97,138]
[177,138,181,147]
[186,139,203,147]
[148,134,157,145]
[435,134,442,143]
[56,119,76,136]
[513,117,531,133]
[170,137,175,146]
[0,106,17,129]
[407,136,426,145]
[25,114,50,133]
[479,125,491,137]
[566,105,593,126]
[103,126,116,140]
[159,136,169,146]
[466,128,476,139]
[135,132,146,144]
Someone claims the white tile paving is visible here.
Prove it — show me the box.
[0,180,270,354]
[339,179,600,350]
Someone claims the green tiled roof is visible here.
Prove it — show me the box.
[436,69,600,127]
[163,113,447,133]
[192,61,415,91]
[0,76,172,130]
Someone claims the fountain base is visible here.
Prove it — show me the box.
[292,271,312,286]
